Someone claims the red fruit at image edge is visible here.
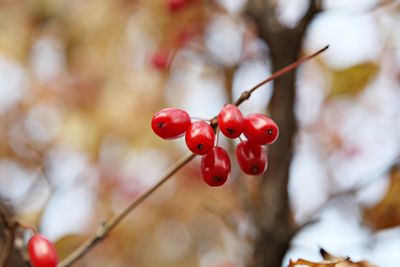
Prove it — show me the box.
[217,104,244,139]
[243,114,279,145]
[201,146,231,187]
[167,0,188,12]
[28,234,58,267]
[151,108,191,139]
[185,121,215,155]
[236,140,268,175]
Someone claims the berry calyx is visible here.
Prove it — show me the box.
[185,121,215,155]
[28,234,58,267]
[151,108,191,139]
[201,146,231,187]
[217,104,244,139]
[243,114,279,145]
[235,140,268,175]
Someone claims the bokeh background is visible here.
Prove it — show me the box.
[0,0,400,266]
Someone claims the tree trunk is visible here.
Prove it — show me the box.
[246,1,320,266]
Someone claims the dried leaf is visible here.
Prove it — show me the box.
[288,258,341,267]
[328,62,378,98]
[363,165,400,230]
[288,249,377,267]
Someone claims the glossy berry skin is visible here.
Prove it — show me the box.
[28,234,58,267]
[185,121,215,155]
[217,104,244,139]
[243,114,279,145]
[151,108,191,140]
[235,140,268,175]
[201,146,231,187]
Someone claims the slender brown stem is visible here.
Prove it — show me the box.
[58,153,195,267]
[233,45,329,107]
[57,46,328,267]
[17,222,38,236]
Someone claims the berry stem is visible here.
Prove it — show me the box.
[18,221,38,235]
[57,46,328,267]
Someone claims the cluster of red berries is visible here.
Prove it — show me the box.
[151,104,279,187]
[27,234,58,267]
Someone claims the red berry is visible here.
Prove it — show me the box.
[185,121,215,155]
[201,146,231,187]
[167,0,188,12]
[151,108,191,139]
[151,50,171,70]
[243,114,279,145]
[217,104,244,139]
[235,140,268,175]
[28,234,58,267]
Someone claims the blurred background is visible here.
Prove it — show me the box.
[0,0,399,266]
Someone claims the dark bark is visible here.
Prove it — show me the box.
[0,202,31,267]
[246,1,321,266]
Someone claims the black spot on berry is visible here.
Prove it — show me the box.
[157,122,164,128]
[251,166,259,174]
[267,129,273,135]
[214,176,223,182]
[227,128,235,135]
[197,144,203,150]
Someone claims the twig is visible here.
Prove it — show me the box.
[232,45,329,107]
[58,153,195,267]
[58,46,329,267]
[297,156,400,231]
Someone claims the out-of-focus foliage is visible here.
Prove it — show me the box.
[328,62,379,98]
[0,0,246,266]
[289,249,377,267]
[363,165,400,230]
[288,259,375,267]
[0,0,400,266]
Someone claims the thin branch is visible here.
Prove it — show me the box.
[58,46,329,267]
[296,156,400,232]
[233,45,329,107]
[58,153,195,267]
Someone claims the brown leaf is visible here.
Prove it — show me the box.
[288,249,377,267]
[288,258,341,267]
[363,165,400,230]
